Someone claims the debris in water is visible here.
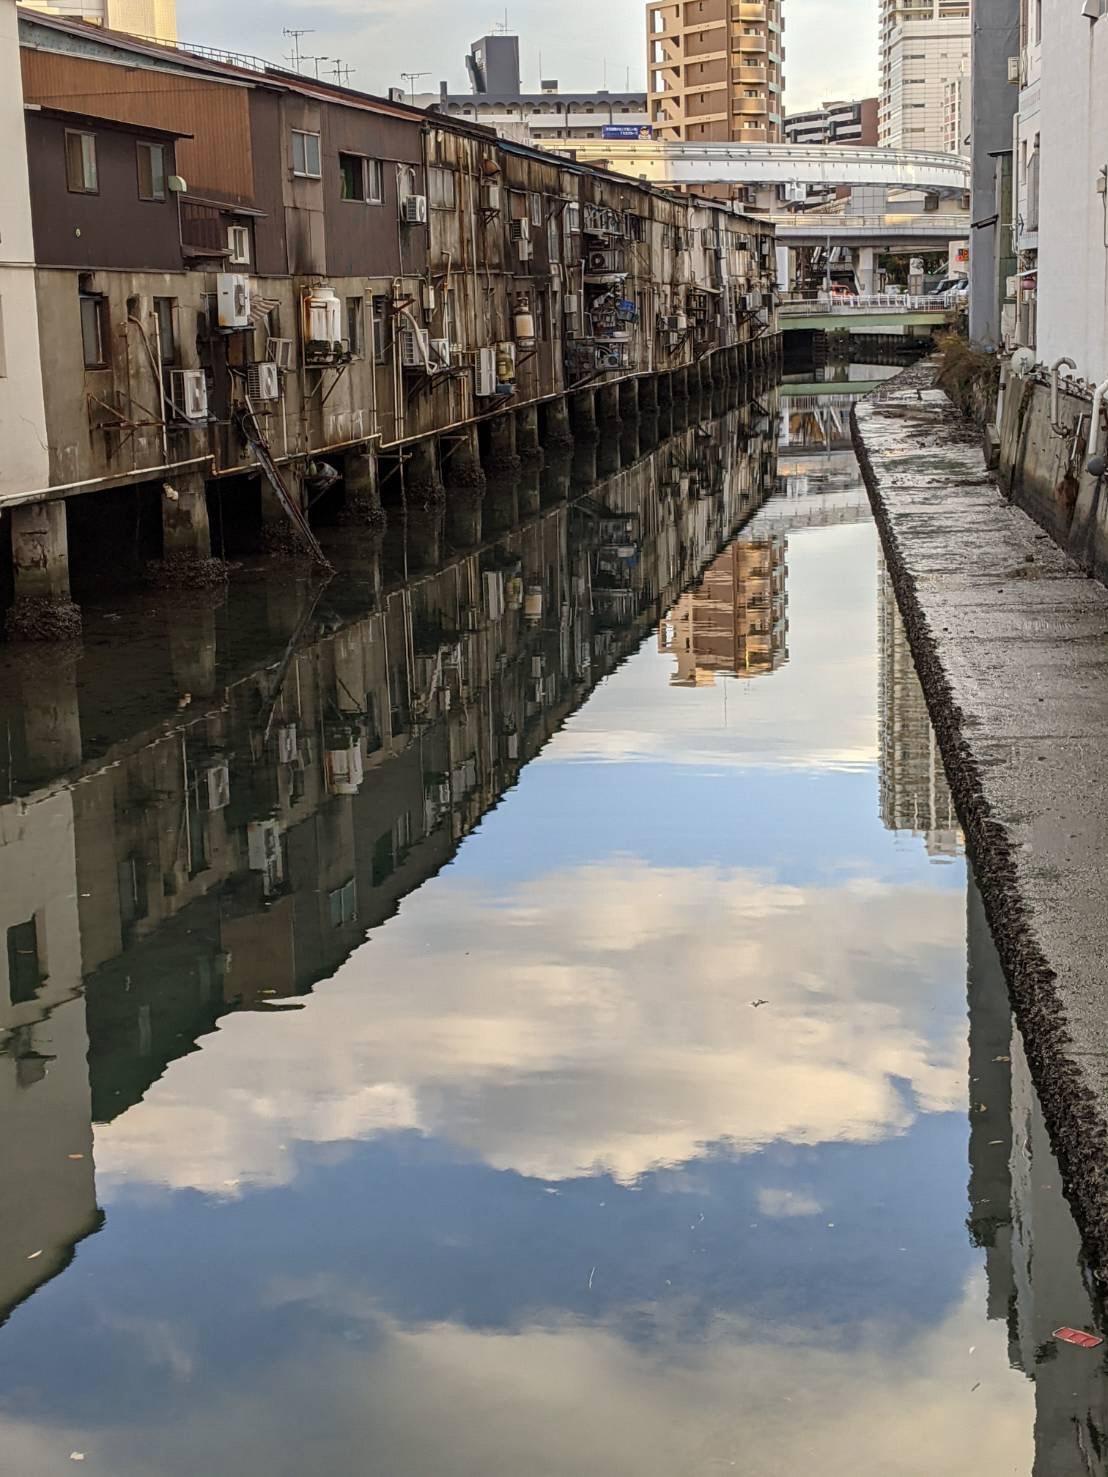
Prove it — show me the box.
[751,999,768,1008]
[588,1266,596,1290]
[69,1454,85,1462]
[27,1250,42,1260]
[1053,1327,1103,1349]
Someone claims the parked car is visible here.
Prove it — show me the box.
[930,277,968,300]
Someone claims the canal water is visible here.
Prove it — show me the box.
[0,371,1106,1475]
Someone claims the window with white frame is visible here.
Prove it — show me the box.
[291,129,322,178]
[227,223,252,265]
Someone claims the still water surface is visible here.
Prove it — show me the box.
[0,385,1105,1474]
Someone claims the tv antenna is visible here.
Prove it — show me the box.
[331,62,356,86]
[401,71,431,103]
[493,9,510,33]
[282,27,314,72]
[304,54,330,79]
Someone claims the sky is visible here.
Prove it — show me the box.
[181,0,879,112]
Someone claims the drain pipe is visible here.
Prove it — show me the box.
[1051,356,1077,432]
[1085,376,1108,476]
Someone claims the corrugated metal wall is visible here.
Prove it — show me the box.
[21,50,255,202]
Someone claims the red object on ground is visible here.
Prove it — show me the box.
[1053,1327,1104,1349]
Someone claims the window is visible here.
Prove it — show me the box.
[80,292,109,368]
[346,295,364,356]
[137,141,166,201]
[291,129,322,178]
[530,193,544,227]
[328,879,358,928]
[7,918,41,1006]
[153,297,177,365]
[65,130,98,194]
[339,152,384,203]
[428,166,456,210]
[227,223,251,265]
[372,295,389,364]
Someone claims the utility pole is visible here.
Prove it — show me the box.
[401,71,431,104]
[282,27,313,73]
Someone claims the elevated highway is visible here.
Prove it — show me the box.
[541,140,971,194]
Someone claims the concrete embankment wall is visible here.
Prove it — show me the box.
[852,362,1108,1285]
[947,357,1108,584]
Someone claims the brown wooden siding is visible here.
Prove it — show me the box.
[21,51,256,204]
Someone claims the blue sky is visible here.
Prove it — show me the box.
[182,0,880,111]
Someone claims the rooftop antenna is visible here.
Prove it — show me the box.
[282,27,313,73]
[304,54,330,79]
[493,9,510,33]
[401,70,431,103]
[331,62,355,86]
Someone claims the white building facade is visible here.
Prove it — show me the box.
[0,0,49,502]
[1014,0,1108,382]
[879,0,971,153]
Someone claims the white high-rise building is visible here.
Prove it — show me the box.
[879,0,971,153]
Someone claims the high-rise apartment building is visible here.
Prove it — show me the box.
[784,98,879,148]
[18,0,177,42]
[879,0,970,153]
[660,536,789,686]
[646,0,785,144]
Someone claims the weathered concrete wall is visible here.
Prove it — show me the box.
[0,0,49,502]
[968,0,1018,350]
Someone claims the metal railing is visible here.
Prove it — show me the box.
[779,293,960,314]
[768,213,970,233]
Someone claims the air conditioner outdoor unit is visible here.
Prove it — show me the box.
[430,338,451,370]
[511,217,531,242]
[267,337,294,370]
[276,724,298,765]
[1007,55,1020,82]
[517,238,533,262]
[247,361,281,402]
[400,324,429,369]
[169,368,209,422]
[216,272,251,329]
[588,249,621,273]
[200,762,231,812]
[482,181,502,211]
[563,293,579,314]
[401,194,428,224]
[247,819,284,888]
[475,346,497,398]
[595,347,624,370]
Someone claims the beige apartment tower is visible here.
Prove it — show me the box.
[879,0,970,152]
[18,0,177,43]
[647,0,785,144]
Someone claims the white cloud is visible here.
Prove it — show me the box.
[95,860,966,1194]
[757,1187,824,1217]
[0,1275,1033,1477]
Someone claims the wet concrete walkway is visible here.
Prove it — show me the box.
[853,361,1108,1278]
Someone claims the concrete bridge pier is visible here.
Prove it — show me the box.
[158,472,225,585]
[340,448,386,536]
[5,501,82,641]
[516,403,544,469]
[17,650,82,778]
[485,413,522,483]
[598,381,622,429]
[484,481,519,534]
[405,439,444,507]
[518,463,542,519]
[572,389,599,440]
[619,378,639,421]
[405,505,444,571]
[542,396,575,450]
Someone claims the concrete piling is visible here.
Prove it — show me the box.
[5,501,82,641]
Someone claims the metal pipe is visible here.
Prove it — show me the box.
[1051,356,1077,430]
[0,456,215,510]
[1085,377,1108,475]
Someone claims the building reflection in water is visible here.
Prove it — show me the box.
[659,534,789,686]
[967,877,1108,1477]
[0,397,777,1325]
[878,564,961,859]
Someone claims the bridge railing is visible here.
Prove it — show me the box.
[767,214,971,234]
[779,293,960,314]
